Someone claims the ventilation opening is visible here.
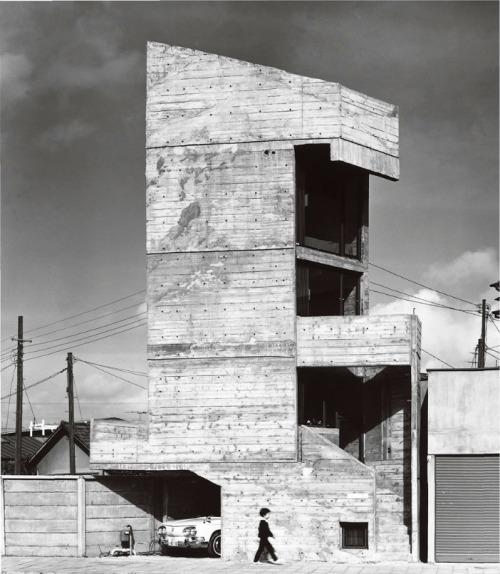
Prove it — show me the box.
[341,522,368,549]
[295,144,366,259]
[296,260,360,316]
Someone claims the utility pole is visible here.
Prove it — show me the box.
[14,317,24,474]
[66,352,76,475]
[478,299,487,369]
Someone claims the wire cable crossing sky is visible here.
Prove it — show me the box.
[1,1,498,427]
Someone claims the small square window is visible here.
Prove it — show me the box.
[340,522,368,549]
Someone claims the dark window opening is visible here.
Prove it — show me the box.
[297,261,360,317]
[296,144,367,259]
[298,368,363,459]
[341,523,368,549]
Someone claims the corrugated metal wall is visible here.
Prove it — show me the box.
[435,455,499,563]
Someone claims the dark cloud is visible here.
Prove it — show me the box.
[1,2,498,425]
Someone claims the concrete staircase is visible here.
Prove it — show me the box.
[371,462,411,560]
[301,428,412,561]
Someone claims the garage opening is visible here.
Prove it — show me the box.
[435,455,499,563]
[159,471,222,558]
[162,472,220,521]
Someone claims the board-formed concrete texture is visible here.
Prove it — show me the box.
[90,44,422,563]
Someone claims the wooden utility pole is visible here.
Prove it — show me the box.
[67,352,76,474]
[478,299,487,369]
[14,316,24,474]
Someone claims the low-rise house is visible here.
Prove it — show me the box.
[28,421,91,475]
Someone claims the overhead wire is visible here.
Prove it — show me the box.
[422,348,454,369]
[23,381,36,423]
[1,361,16,373]
[370,289,478,316]
[74,357,147,377]
[370,282,479,316]
[1,302,146,360]
[1,289,145,343]
[23,321,147,363]
[2,365,17,431]
[26,311,147,349]
[73,375,84,421]
[489,316,500,333]
[76,358,148,391]
[22,301,146,341]
[1,368,67,401]
[25,318,147,361]
[485,349,500,362]
[369,262,477,306]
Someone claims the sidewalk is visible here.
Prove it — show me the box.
[1,556,499,574]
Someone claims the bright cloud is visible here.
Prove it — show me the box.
[425,248,498,296]
[371,249,500,371]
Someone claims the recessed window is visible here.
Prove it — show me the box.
[341,522,368,549]
[295,145,367,259]
[296,261,360,317]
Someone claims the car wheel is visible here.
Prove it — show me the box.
[208,531,221,558]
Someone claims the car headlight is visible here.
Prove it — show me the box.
[182,526,197,536]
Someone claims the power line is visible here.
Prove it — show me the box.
[1,289,146,343]
[6,401,149,405]
[26,311,147,349]
[371,283,478,316]
[1,302,146,360]
[1,368,67,401]
[23,381,36,423]
[370,289,478,316]
[1,361,16,373]
[25,301,145,341]
[485,349,500,362]
[370,262,477,306]
[485,346,500,358]
[3,366,17,431]
[74,375,83,421]
[74,357,147,377]
[489,316,500,334]
[76,358,148,391]
[25,319,147,362]
[422,348,454,368]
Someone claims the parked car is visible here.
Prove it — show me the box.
[158,516,221,557]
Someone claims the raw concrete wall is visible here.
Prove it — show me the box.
[1,476,157,557]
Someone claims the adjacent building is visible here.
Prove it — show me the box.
[89,43,423,563]
[426,368,499,563]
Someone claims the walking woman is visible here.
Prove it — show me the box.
[253,508,281,564]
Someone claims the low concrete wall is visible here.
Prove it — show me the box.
[1,476,157,557]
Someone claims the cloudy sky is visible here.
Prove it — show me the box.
[1,2,498,429]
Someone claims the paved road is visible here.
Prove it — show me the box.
[1,556,499,574]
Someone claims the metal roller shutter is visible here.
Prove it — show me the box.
[436,455,499,563]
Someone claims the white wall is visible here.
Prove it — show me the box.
[36,437,90,475]
[427,369,499,455]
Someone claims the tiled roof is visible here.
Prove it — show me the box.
[60,421,90,449]
[1,435,46,461]
[28,421,91,466]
